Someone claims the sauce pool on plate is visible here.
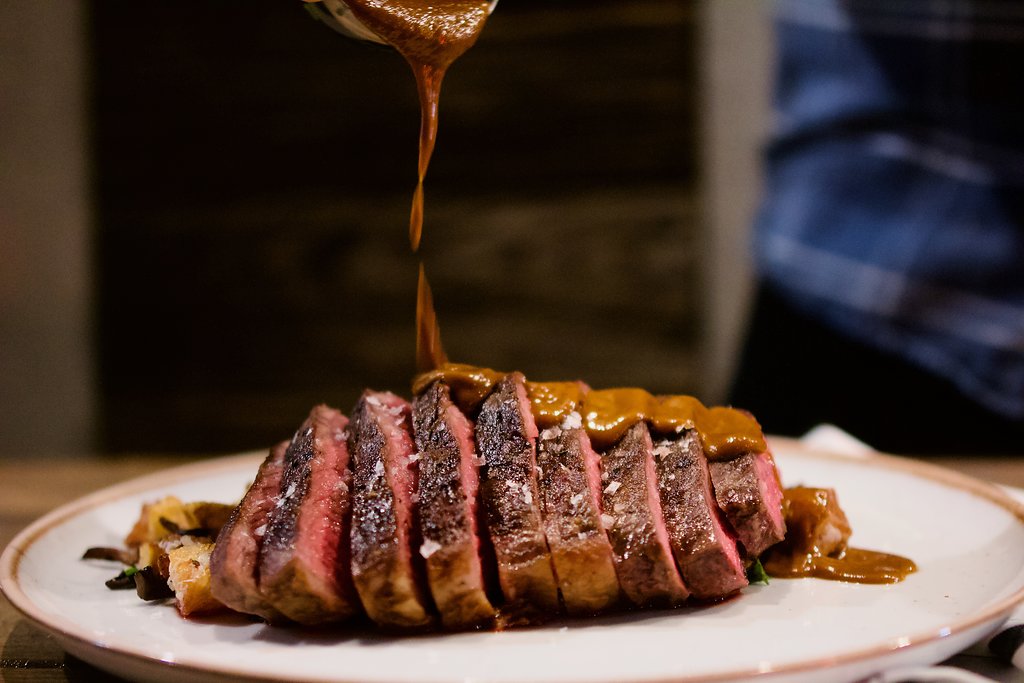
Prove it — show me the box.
[762,486,917,584]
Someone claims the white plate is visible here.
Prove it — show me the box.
[3,438,1024,683]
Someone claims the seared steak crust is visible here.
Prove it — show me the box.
[656,430,747,599]
[475,372,560,615]
[600,422,689,608]
[349,391,434,629]
[213,379,782,629]
[259,406,360,625]
[709,451,786,557]
[412,381,496,630]
[209,441,289,622]
[537,418,620,615]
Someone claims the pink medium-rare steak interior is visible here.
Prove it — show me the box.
[209,440,289,623]
[475,372,560,616]
[655,430,747,600]
[708,450,786,558]
[536,412,621,615]
[412,381,496,629]
[600,422,689,607]
[258,405,360,625]
[349,390,434,629]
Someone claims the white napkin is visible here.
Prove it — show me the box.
[798,425,1024,683]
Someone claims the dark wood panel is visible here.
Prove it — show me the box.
[90,0,702,452]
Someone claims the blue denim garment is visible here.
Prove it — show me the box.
[754,0,1024,418]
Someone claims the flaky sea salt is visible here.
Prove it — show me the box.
[652,445,672,459]
[419,539,441,559]
[522,483,533,506]
[540,427,562,441]
[561,411,583,430]
[366,395,383,407]
[276,482,298,507]
[603,480,621,495]
[253,524,266,537]
[570,493,584,508]
[408,453,422,464]
[472,455,486,466]
[600,513,616,529]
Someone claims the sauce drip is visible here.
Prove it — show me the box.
[412,363,767,457]
[415,264,449,372]
[762,487,916,584]
[340,0,492,253]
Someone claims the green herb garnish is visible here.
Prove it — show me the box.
[104,567,137,590]
[746,558,769,585]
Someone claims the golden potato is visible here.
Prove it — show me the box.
[166,542,224,616]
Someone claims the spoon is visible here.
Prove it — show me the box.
[306,0,499,44]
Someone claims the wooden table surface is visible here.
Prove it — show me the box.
[3,454,1024,681]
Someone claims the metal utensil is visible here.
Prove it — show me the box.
[306,0,499,45]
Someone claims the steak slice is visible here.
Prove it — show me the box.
[537,412,620,616]
[601,422,689,607]
[209,441,289,622]
[475,372,560,615]
[709,450,786,557]
[349,390,434,629]
[655,430,747,600]
[412,381,496,630]
[258,406,360,625]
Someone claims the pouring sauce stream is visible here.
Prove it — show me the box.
[339,0,492,254]
[339,0,490,370]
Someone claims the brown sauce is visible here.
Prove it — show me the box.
[412,363,767,457]
[415,264,449,372]
[762,487,916,584]
[764,548,917,584]
[527,381,587,428]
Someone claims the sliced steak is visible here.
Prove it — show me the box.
[349,390,434,629]
[209,441,289,622]
[709,450,786,557]
[475,372,560,615]
[412,381,496,630]
[537,412,620,616]
[655,430,747,600]
[601,422,689,607]
[258,406,360,625]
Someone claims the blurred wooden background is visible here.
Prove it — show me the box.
[90,0,702,452]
